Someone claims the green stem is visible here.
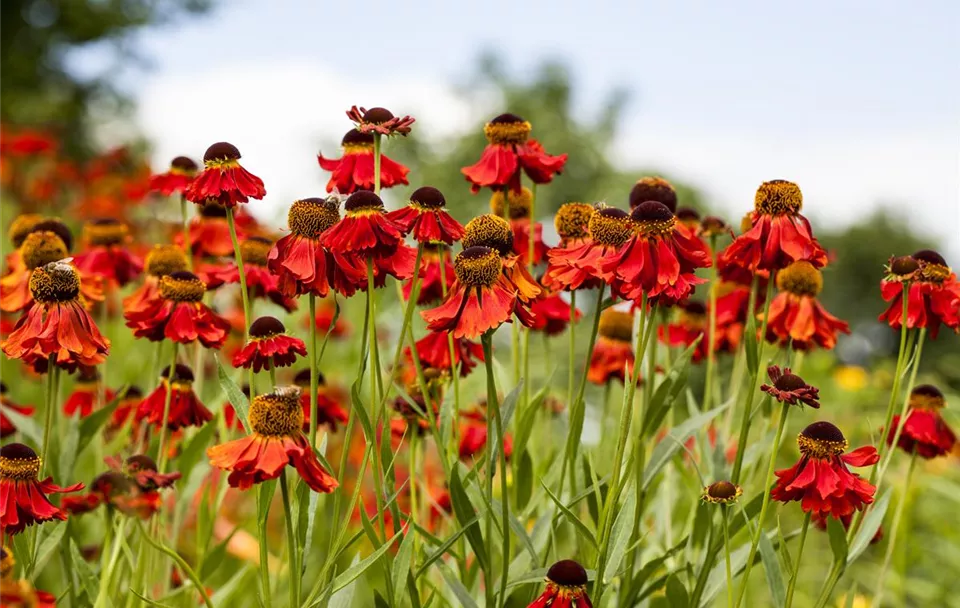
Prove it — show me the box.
[38,354,57,477]
[437,247,461,462]
[723,509,735,608]
[365,259,389,544]
[279,473,300,608]
[734,402,790,608]
[567,290,577,409]
[877,328,926,487]
[383,243,424,408]
[873,288,913,479]
[308,294,319,446]
[257,486,273,608]
[784,512,812,608]
[156,342,180,473]
[136,520,215,608]
[181,194,192,271]
[872,450,918,607]
[703,236,719,411]
[225,207,251,343]
[481,331,510,608]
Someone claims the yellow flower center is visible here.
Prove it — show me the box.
[462,214,513,256]
[20,231,68,270]
[0,444,41,481]
[776,261,822,297]
[288,197,341,238]
[598,309,634,342]
[454,247,503,288]
[29,262,80,303]
[8,213,44,248]
[249,388,304,437]
[490,188,533,219]
[240,237,272,266]
[797,421,848,459]
[554,202,594,240]
[145,245,188,277]
[588,206,633,248]
[754,179,803,216]
[484,115,531,145]
[84,220,129,246]
[159,272,205,303]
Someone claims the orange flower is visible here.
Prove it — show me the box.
[527,560,592,608]
[73,219,144,288]
[0,382,33,439]
[659,300,708,362]
[763,261,849,351]
[180,201,247,258]
[138,364,212,431]
[217,236,298,312]
[879,250,960,339]
[543,202,602,292]
[232,316,307,372]
[403,244,455,305]
[461,113,567,193]
[545,205,633,289]
[461,214,542,304]
[267,197,346,298]
[588,308,638,385]
[405,331,484,378]
[317,129,410,194]
[490,188,547,265]
[292,369,349,433]
[345,105,415,136]
[149,156,198,196]
[387,186,464,245]
[125,271,230,348]
[123,245,189,318]
[184,142,265,208]
[63,367,113,418]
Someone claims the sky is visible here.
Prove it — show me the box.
[74,0,960,255]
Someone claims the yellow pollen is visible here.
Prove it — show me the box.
[20,231,68,270]
[453,250,502,287]
[588,210,633,248]
[462,215,513,254]
[484,120,531,145]
[776,261,823,297]
[159,275,205,302]
[240,239,272,266]
[145,245,188,277]
[636,216,677,238]
[797,433,847,458]
[755,180,803,215]
[490,188,533,219]
[342,143,375,154]
[918,262,950,284]
[0,545,14,577]
[204,158,241,170]
[909,393,945,411]
[29,263,80,303]
[554,203,594,240]
[0,455,41,481]
[288,199,340,238]
[84,222,129,247]
[248,388,303,437]
[8,214,44,247]
[598,309,633,342]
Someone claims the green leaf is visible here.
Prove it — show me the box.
[330,530,402,594]
[33,521,66,575]
[129,590,176,607]
[700,527,801,607]
[491,381,523,464]
[745,333,759,374]
[665,573,690,608]
[71,538,99,601]
[177,422,217,484]
[643,338,699,436]
[448,467,489,572]
[390,523,417,597]
[257,478,277,531]
[350,380,375,442]
[57,413,79,483]
[437,562,480,608]
[513,383,546,459]
[758,529,786,607]
[777,514,794,576]
[516,450,533,510]
[328,568,358,608]
[217,356,251,433]
[415,514,479,578]
[540,480,598,549]
[689,503,712,553]
[848,489,890,564]
[199,529,236,581]
[604,485,636,583]
[0,403,42,446]
[76,388,125,452]
[643,402,729,489]
[826,516,848,571]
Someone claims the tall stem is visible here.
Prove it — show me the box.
[873,288,913,478]
[723,509,735,608]
[180,194,193,271]
[383,243,424,407]
[703,236,719,410]
[734,402,790,608]
[877,329,926,486]
[872,450,918,607]
[156,342,180,474]
[225,207,251,342]
[279,473,300,608]
[481,331,510,608]
[567,290,577,409]
[365,259,388,543]
[39,354,58,477]
[437,248,461,461]
[257,487,273,608]
[308,294,319,446]
[784,512,812,608]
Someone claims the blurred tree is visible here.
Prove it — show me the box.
[1,0,213,156]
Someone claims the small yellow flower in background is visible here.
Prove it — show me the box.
[833,365,868,391]
[837,593,870,608]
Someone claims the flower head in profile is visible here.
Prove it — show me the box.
[771,421,878,518]
[138,363,213,431]
[292,369,349,433]
[183,201,246,258]
[629,176,678,212]
[318,129,410,194]
[268,196,350,298]
[461,213,542,303]
[764,261,849,351]
[462,113,568,193]
[659,300,708,362]
[387,186,464,245]
[233,316,307,372]
[63,366,113,418]
[422,246,535,339]
[184,142,266,207]
[2,261,110,367]
[123,244,189,318]
[887,384,956,459]
[588,308,638,385]
[542,202,605,292]
[528,559,592,608]
[74,218,144,288]
[149,156,198,196]
[701,480,742,505]
[879,249,960,339]
[0,443,84,535]
[406,331,484,378]
[530,287,580,336]
[207,387,338,493]
[217,236,298,312]
[0,382,34,439]
[489,187,547,265]
[125,270,230,348]
[761,366,821,409]
[719,180,827,274]
[346,105,415,136]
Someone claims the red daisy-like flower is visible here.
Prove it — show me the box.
[489,187,548,265]
[73,219,144,288]
[719,180,827,274]
[0,578,58,608]
[629,176,678,212]
[387,186,464,245]
[878,250,960,339]
[0,382,34,439]
[107,386,143,434]
[458,407,514,462]
[216,236,298,312]
[658,300,708,362]
[149,156,198,196]
[138,363,213,431]
[0,443,84,535]
[543,202,602,292]
[63,367,114,418]
[760,365,820,409]
[292,369,349,433]
[403,243,455,305]
[180,201,247,258]
[771,421,878,519]
[549,205,635,289]
[528,559,593,608]
[2,262,110,367]
[530,290,580,336]
[115,454,182,491]
[268,196,342,298]
[887,384,956,459]
[763,261,850,351]
[422,247,535,339]
[125,271,230,348]
[62,471,149,519]
[461,214,542,304]
[588,308,639,385]
[461,113,568,193]
[233,316,307,372]
[346,105,415,136]
[207,387,338,493]
[317,129,410,194]
[405,330,484,378]
[184,142,266,207]
[122,245,189,319]
[602,201,711,305]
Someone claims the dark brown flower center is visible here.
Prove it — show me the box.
[249,387,304,437]
[910,384,945,410]
[589,206,633,248]
[798,421,847,458]
[554,202,594,240]
[125,454,158,473]
[160,271,205,302]
[598,309,634,342]
[776,261,822,297]
[84,219,129,246]
[9,213,43,248]
[288,197,341,238]
[341,129,375,148]
[889,255,919,277]
[629,176,678,212]
[546,559,588,587]
[21,230,69,269]
[409,186,446,209]
[454,247,502,287]
[344,190,385,214]
[490,188,533,219]
[631,201,677,237]
[0,443,40,480]
[676,207,701,227]
[707,480,739,500]
[755,180,802,215]
[145,245,188,277]
[161,363,195,384]
[170,155,198,174]
[462,214,514,256]
[200,202,228,218]
[29,262,80,302]
[775,373,808,392]
[362,107,394,124]
[700,215,729,237]
[250,315,286,338]
[203,142,241,164]
[240,237,272,266]
[293,368,325,387]
[30,219,73,251]
[484,113,531,145]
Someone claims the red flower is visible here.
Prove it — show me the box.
[878,250,960,339]
[0,443,84,535]
[0,127,57,156]
[232,316,307,372]
[764,261,849,351]
[0,382,34,439]
[138,364,213,431]
[422,247,535,339]
[1,262,110,367]
[405,331,484,378]
[719,180,827,274]
[629,176,678,212]
[887,385,956,459]
[217,236,298,312]
[149,156,198,196]
[403,244,455,305]
[107,386,143,434]
[181,202,246,258]
[73,219,144,288]
[122,245,189,318]
[659,300,708,362]
[543,202,602,292]
[771,421,878,519]
[115,454,182,491]
[530,291,580,336]
[528,560,593,608]
[125,271,230,348]
[461,214,542,304]
[292,369,349,432]
[317,129,410,194]
[63,368,114,418]
[602,201,711,305]
[461,113,567,193]
[546,206,634,290]
[760,365,820,409]
[387,186,464,245]
[207,388,338,493]
[459,408,514,461]
[490,188,548,264]
[0,578,57,608]
[184,142,265,207]
[346,105,415,136]
[267,197,349,298]
[588,308,638,385]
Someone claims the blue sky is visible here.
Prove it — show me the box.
[76,0,960,254]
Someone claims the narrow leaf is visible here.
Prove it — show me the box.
[0,404,42,446]
[644,403,729,489]
[217,356,251,433]
[330,531,402,594]
[758,529,786,607]
[391,525,417,597]
[540,481,598,549]
[826,516,848,570]
[848,489,890,564]
[449,468,489,572]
